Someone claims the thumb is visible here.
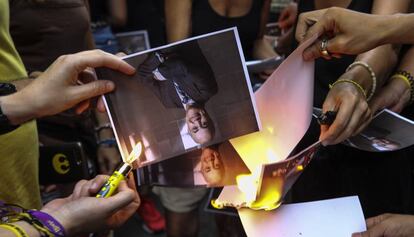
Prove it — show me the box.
[352,222,387,237]
[70,80,115,103]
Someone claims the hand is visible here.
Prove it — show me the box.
[41,175,140,236]
[369,77,411,114]
[97,146,122,175]
[1,50,135,125]
[352,214,414,237]
[320,79,372,145]
[295,7,386,61]
[278,2,298,31]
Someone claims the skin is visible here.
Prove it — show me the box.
[278,2,298,31]
[369,45,414,114]
[186,105,214,144]
[352,214,414,237]
[0,175,140,237]
[0,50,135,126]
[200,148,224,186]
[164,0,277,71]
[295,8,414,59]
[296,0,410,146]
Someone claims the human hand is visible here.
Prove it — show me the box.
[369,77,411,114]
[320,79,372,145]
[278,2,298,31]
[352,214,414,237]
[41,175,140,236]
[1,50,135,125]
[295,7,387,61]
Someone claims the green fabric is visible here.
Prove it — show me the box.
[0,0,40,209]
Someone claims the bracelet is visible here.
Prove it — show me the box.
[27,211,65,237]
[329,79,367,99]
[94,123,111,133]
[8,212,53,237]
[395,70,414,104]
[97,138,117,147]
[391,74,411,89]
[346,61,377,101]
[0,223,29,237]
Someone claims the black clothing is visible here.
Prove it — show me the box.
[114,0,166,47]
[290,0,414,217]
[191,0,263,60]
[137,42,218,108]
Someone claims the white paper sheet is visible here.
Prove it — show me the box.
[239,196,366,237]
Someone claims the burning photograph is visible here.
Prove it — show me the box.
[345,109,414,152]
[97,29,259,167]
[136,141,251,187]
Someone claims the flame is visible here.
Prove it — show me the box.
[236,167,262,203]
[125,142,142,164]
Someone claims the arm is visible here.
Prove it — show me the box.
[107,0,127,28]
[0,175,139,237]
[296,8,414,60]
[319,0,410,145]
[0,50,135,126]
[252,0,278,60]
[369,46,414,113]
[165,0,192,43]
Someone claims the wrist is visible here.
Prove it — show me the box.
[41,209,77,237]
[0,92,36,125]
[381,14,407,45]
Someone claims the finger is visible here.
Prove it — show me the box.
[300,11,335,44]
[90,175,109,194]
[319,97,337,143]
[303,41,324,61]
[353,222,387,237]
[116,52,127,57]
[352,109,372,136]
[75,100,90,114]
[103,181,136,214]
[321,101,355,145]
[97,96,107,113]
[332,102,367,144]
[69,80,115,104]
[72,179,88,200]
[79,179,95,197]
[366,214,393,229]
[68,50,135,75]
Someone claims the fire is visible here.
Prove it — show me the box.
[236,167,262,203]
[125,142,142,164]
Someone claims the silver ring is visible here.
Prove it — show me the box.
[320,38,330,57]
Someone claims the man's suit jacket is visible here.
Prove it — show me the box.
[138,41,218,108]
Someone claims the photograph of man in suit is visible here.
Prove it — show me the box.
[136,41,218,145]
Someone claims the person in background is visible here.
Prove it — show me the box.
[113,0,167,48]
[161,1,277,236]
[0,175,140,237]
[89,0,127,54]
[289,0,414,219]
[296,8,414,235]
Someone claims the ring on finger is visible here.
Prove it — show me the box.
[320,38,330,57]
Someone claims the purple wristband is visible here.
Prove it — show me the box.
[27,210,66,237]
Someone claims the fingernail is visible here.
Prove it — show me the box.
[91,182,98,190]
[106,81,115,91]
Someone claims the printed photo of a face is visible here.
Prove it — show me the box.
[346,109,414,152]
[370,137,401,151]
[199,147,225,186]
[135,141,251,187]
[98,29,259,167]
